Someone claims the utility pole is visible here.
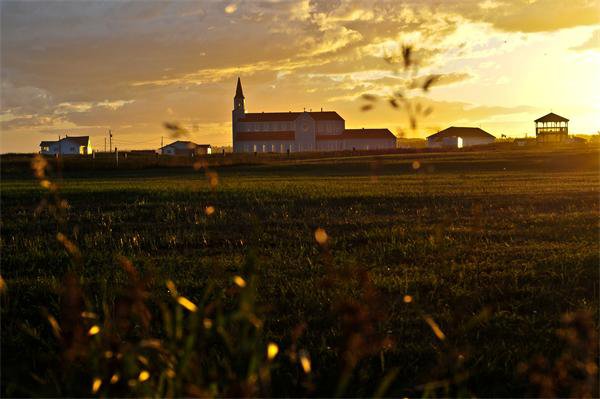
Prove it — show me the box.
[104,137,107,152]
[161,136,164,155]
[109,129,113,153]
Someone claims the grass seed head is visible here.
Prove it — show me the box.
[47,315,61,338]
[424,316,445,340]
[267,342,279,360]
[300,353,311,373]
[177,296,198,312]
[92,378,102,394]
[166,280,178,297]
[88,325,101,336]
[314,228,328,245]
[138,370,150,383]
[233,275,247,287]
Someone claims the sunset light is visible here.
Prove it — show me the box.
[1,1,598,398]
[1,1,598,153]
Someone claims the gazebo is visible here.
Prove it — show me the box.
[535,112,569,143]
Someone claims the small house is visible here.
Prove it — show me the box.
[40,136,92,155]
[427,127,495,148]
[159,141,211,156]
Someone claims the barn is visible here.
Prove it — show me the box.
[427,127,495,148]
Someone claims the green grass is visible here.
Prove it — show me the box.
[1,147,598,397]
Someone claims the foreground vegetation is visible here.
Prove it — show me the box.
[1,147,598,397]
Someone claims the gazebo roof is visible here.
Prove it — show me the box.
[535,112,569,123]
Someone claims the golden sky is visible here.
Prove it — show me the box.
[1,0,599,152]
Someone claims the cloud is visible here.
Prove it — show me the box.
[1,0,598,151]
[478,0,600,33]
[571,28,600,51]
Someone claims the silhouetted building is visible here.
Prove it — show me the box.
[535,113,568,143]
[231,78,396,152]
[40,135,92,155]
[159,141,211,156]
[427,127,495,148]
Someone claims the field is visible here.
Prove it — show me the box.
[1,147,598,397]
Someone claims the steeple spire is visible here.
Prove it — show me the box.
[235,77,244,99]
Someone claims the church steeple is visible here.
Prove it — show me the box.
[233,77,245,115]
[235,77,244,100]
[232,77,246,146]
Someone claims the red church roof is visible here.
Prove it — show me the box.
[239,111,344,122]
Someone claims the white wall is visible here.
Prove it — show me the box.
[41,139,90,155]
[428,136,494,148]
[294,113,316,151]
[235,141,295,153]
[462,137,494,147]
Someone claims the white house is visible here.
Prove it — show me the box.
[231,77,397,153]
[159,141,211,156]
[40,136,92,155]
[427,127,495,148]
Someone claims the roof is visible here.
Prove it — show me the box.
[235,77,244,99]
[535,112,569,123]
[63,136,90,146]
[238,111,344,122]
[236,131,295,141]
[40,136,89,147]
[427,127,495,141]
[161,140,210,149]
[317,128,396,140]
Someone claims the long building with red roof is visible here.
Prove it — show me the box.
[232,78,397,153]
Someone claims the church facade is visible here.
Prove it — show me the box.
[232,78,397,153]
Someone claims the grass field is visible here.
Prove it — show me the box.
[1,147,598,397]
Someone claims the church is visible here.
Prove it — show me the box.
[232,78,397,153]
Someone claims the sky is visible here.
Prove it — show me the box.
[1,0,599,153]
